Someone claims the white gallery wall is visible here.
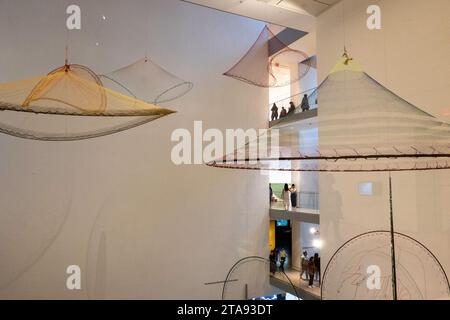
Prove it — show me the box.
[0,0,270,299]
[318,0,450,299]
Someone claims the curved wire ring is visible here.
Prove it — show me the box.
[221,255,300,300]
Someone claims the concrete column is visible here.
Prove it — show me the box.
[291,221,301,271]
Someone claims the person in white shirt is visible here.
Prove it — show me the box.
[300,250,308,280]
[281,183,291,211]
[279,248,287,272]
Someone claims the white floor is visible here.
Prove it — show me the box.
[272,268,321,298]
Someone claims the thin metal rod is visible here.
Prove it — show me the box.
[65,46,69,65]
[389,172,398,300]
[204,279,238,286]
[245,283,248,300]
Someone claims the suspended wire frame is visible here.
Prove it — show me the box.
[100,57,193,105]
[210,56,450,172]
[209,53,450,300]
[222,256,300,300]
[223,25,311,88]
[0,63,175,141]
[321,231,450,300]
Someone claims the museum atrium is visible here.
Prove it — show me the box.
[0,0,448,300]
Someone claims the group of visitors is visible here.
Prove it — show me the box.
[269,183,298,209]
[281,183,298,210]
[270,103,293,121]
[269,248,288,275]
[301,251,321,288]
[270,94,311,121]
[270,248,321,290]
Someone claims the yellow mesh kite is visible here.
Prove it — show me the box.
[0,64,175,140]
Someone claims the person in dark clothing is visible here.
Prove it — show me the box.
[314,253,321,285]
[280,107,287,118]
[308,257,316,288]
[271,103,279,121]
[288,101,296,114]
[269,250,277,275]
[301,94,310,112]
[269,183,273,203]
[290,184,297,208]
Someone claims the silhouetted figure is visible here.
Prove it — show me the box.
[301,94,310,112]
[288,101,295,114]
[280,107,287,118]
[308,257,316,288]
[314,253,321,285]
[269,250,277,275]
[269,183,273,203]
[271,103,279,121]
[290,184,297,208]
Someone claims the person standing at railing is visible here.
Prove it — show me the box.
[269,183,273,203]
[301,94,310,112]
[271,103,279,121]
[280,107,287,118]
[281,184,291,211]
[269,250,277,275]
[288,101,295,114]
[290,184,297,208]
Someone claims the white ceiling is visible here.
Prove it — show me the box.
[264,0,341,17]
[181,0,329,57]
[181,1,341,31]
[181,0,317,32]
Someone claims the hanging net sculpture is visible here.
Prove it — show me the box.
[0,63,175,141]
[210,53,450,300]
[210,56,450,172]
[223,26,310,88]
[321,231,449,300]
[100,57,193,105]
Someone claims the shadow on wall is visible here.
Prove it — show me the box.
[0,148,74,292]
[320,173,343,244]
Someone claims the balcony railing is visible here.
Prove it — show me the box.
[298,191,319,210]
[269,87,318,121]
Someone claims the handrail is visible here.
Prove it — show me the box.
[269,87,318,120]
[270,86,317,106]
[271,191,319,210]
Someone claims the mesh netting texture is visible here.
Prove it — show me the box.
[224,26,310,88]
[210,57,450,172]
[100,57,193,104]
[0,63,175,141]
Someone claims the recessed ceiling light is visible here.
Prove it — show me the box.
[95,42,100,46]
[102,15,106,20]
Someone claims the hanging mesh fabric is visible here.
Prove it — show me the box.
[223,25,310,88]
[209,57,450,172]
[0,64,175,141]
[100,57,193,105]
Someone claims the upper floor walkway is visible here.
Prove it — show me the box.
[269,87,317,128]
[270,191,319,224]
